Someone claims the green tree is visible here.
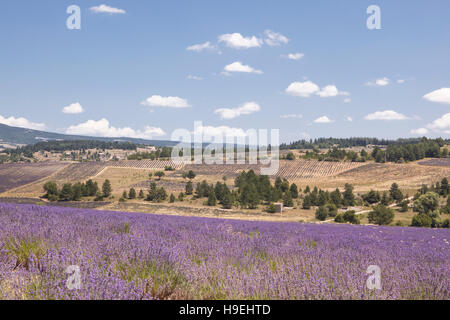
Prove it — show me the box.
[72,183,83,201]
[290,183,299,198]
[368,205,395,225]
[138,190,145,199]
[59,184,73,202]
[440,178,449,196]
[169,194,176,203]
[362,190,380,204]
[413,192,440,214]
[411,213,433,228]
[178,192,185,201]
[128,188,136,199]
[187,170,196,180]
[185,181,193,195]
[154,171,165,180]
[283,191,294,207]
[330,188,342,207]
[342,184,355,207]
[315,206,329,221]
[43,181,58,199]
[207,191,217,206]
[389,183,404,202]
[122,190,128,199]
[102,179,112,198]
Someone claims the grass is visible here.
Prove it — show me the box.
[4,237,47,270]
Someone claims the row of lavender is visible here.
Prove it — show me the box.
[0,202,448,300]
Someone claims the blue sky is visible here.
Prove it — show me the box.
[0,0,449,143]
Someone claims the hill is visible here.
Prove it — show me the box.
[0,123,177,147]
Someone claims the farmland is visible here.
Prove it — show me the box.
[0,162,68,193]
[0,203,448,300]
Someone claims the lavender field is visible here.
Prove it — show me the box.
[0,203,448,300]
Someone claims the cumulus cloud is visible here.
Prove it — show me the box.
[285,81,349,98]
[90,4,126,14]
[285,53,304,60]
[214,102,261,120]
[62,102,84,114]
[426,113,450,131]
[218,33,263,49]
[264,30,289,46]
[186,41,216,52]
[411,128,429,135]
[366,77,390,87]
[193,125,248,140]
[223,61,263,75]
[314,116,334,124]
[0,115,45,130]
[280,114,303,119]
[66,119,165,139]
[141,95,190,108]
[423,88,450,104]
[364,110,409,121]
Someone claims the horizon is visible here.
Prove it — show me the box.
[1,1,450,144]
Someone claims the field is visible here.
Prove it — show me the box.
[0,162,68,193]
[419,159,450,167]
[0,203,448,300]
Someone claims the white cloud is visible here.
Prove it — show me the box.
[218,33,263,49]
[264,30,289,46]
[214,102,261,120]
[280,114,303,119]
[316,85,349,98]
[286,81,349,98]
[141,95,190,108]
[0,115,46,130]
[345,116,353,122]
[186,41,216,52]
[286,53,304,60]
[286,81,320,97]
[366,77,390,87]
[62,102,84,114]
[223,61,263,75]
[423,88,450,104]
[411,128,429,135]
[193,125,248,140]
[427,113,450,131]
[364,110,409,121]
[397,79,405,84]
[314,116,334,124]
[344,98,352,103]
[187,75,203,81]
[90,4,126,14]
[66,119,165,139]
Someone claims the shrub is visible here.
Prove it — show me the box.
[411,213,433,228]
[368,205,395,225]
[315,206,329,221]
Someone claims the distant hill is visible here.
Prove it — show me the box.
[0,123,177,147]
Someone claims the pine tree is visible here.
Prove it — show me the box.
[129,188,136,199]
[102,180,112,198]
[290,183,299,198]
[342,184,355,207]
[138,190,145,198]
[283,191,294,207]
[185,181,193,195]
[207,191,217,206]
[169,194,176,203]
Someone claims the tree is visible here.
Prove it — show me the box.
[304,186,311,194]
[187,170,196,180]
[362,190,380,204]
[169,194,176,203]
[342,184,355,207]
[389,183,403,202]
[413,192,440,214]
[207,191,217,206]
[138,190,145,199]
[368,205,395,225]
[330,188,342,207]
[43,182,58,199]
[302,195,312,209]
[290,183,299,198]
[411,213,433,228]
[102,180,112,198]
[440,178,449,197]
[286,152,295,160]
[283,191,294,207]
[154,171,165,180]
[185,181,193,195]
[178,192,184,201]
[72,183,83,201]
[221,189,233,209]
[128,188,136,199]
[122,191,128,199]
[59,184,73,202]
[315,206,328,221]
[381,191,391,206]
[343,210,359,224]
[85,179,98,196]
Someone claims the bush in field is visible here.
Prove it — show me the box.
[413,192,440,214]
[43,182,58,200]
[315,206,329,221]
[185,181,193,195]
[411,213,433,228]
[368,205,395,225]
